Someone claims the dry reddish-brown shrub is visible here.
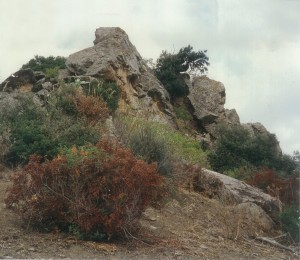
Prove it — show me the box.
[247,168,299,206]
[5,141,165,240]
[73,91,109,125]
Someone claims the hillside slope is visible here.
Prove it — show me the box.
[0,170,297,259]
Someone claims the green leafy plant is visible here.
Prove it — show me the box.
[45,67,60,78]
[0,84,107,166]
[22,55,66,75]
[0,94,56,165]
[279,206,300,242]
[155,45,209,98]
[84,79,120,112]
[174,106,193,121]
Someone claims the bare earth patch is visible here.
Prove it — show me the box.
[0,169,297,259]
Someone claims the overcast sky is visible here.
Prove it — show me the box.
[0,0,299,155]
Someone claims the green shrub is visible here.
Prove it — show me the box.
[114,116,172,176]
[45,67,60,78]
[5,142,165,240]
[56,121,100,148]
[49,85,79,116]
[84,79,120,112]
[0,95,56,165]
[174,106,193,121]
[155,45,209,98]
[5,119,58,165]
[0,86,106,166]
[208,125,287,174]
[22,55,66,74]
[223,165,255,181]
[165,128,208,166]
[279,206,300,242]
[114,116,209,176]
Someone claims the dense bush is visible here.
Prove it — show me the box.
[114,116,172,176]
[55,121,100,148]
[5,118,57,165]
[5,141,165,240]
[155,45,209,98]
[246,168,299,242]
[45,67,60,78]
[83,79,120,112]
[49,84,109,124]
[73,90,109,125]
[0,95,57,165]
[247,169,299,206]
[49,85,79,116]
[0,85,108,165]
[22,55,66,77]
[279,206,300,242]
[208,125,295,176]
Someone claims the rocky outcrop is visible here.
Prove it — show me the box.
[187,76,226,123]
[65,27,173,125]
[0,68,59,113]
[0,68,58,96]
[186,76,240,137]
[0,69,36,93]
[243,122,272,136]
[194,168,281,222]
[243,122,282,156]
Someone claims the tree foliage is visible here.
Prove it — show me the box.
[154,45,209,98]
[208,125,296,176]
[22,55,66,76]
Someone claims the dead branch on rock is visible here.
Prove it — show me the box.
[255,236,296,253]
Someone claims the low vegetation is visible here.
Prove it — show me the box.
[0,86,107,166]
[114,116,209,177]
[1,54,299,243]
[22,55,66,78]
[208,124,299,242]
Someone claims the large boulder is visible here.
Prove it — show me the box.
[65,27,174,125]
[0,69,36,93]
[194,168,281,221]
[186,76,240,137]
[187,76,226,123]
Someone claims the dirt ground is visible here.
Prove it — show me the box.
[0,169,298,259]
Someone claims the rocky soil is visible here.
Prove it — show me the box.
[0,169,298,259]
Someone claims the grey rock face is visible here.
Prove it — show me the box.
[200,168,281,222]
[66,27,141,78]
[187,76,226,123]
[186,76,240,136]
[224,109,240,125]
[65,27,173,125]
[0,92,20,110]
